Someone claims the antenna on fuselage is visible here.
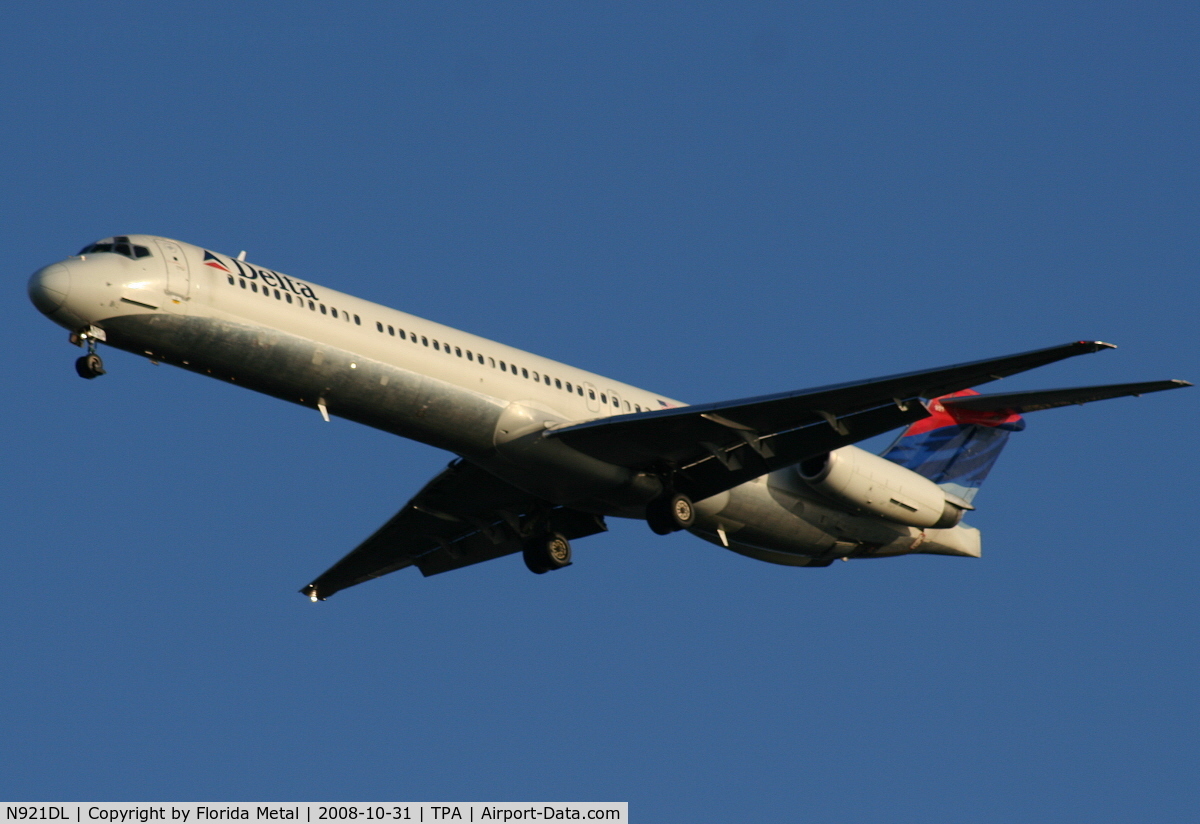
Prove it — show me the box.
[236,251,247,261]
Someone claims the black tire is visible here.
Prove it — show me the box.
[668,493,696,529]
[523,547,549,574]
[523,532,572,574]
[646,504,675,535]
[75,354,105,379]
[646,492,695,534]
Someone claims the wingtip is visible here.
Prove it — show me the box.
[1083,341,1118,351]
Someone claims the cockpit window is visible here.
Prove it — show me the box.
[78,237,152,259]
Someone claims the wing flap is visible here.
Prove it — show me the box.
[671,401,929,501]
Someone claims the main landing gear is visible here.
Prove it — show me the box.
[73,332,105,379]
[523,531,572,574]
[645,492,696,535]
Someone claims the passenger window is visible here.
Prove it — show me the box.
[275,289,281,299]
[398,329,405,339]
[433,340,439,351]
[239,279,246,288]
[286,294,293,304]
[500,362,506,372]
[422,336,428,346]
[522,368,529,378]
[466,351,473,361]
[489,357,495,367]
[320,304,327,314]
[455,347,462,357]
[355,315,361,325]
[589,390,596,400]
[251,282,258,293]
[532,371,538,381]
[377,322,384,332]
[331,308,338,318]
[578,386,584,396]
[555,379,562,389]
[565,382,572,392]
[387,325,394,335]
[309,300,315,310]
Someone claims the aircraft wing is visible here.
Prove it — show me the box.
[547,341,1119,502]
[939,379,1191,414]
[300,460,606,600]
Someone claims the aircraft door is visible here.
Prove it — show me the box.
[583,381,600,413]
[156,238,190,299]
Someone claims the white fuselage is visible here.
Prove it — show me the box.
[29,235,980,567]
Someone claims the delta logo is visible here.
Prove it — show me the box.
[205,250,320,300]
[203,250,231,273]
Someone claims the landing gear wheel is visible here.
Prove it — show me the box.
[75,353,105,379]
[646,505,674,535]
[523,532,572,574]
[646,492,695,535]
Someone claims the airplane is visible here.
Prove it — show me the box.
[27,234,1190,600]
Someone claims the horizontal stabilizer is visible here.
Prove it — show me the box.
[940,379,1191,414]
[882,378,1191,505]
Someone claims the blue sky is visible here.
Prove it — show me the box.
[4,3,1197,821]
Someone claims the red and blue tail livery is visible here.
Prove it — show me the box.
[881,390,1024,504]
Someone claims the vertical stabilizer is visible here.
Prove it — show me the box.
[881,389,1025,504]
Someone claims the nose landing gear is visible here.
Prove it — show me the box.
[71,328,106,379]
[75,352,105,379]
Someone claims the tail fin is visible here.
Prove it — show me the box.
[880,389,1025,505]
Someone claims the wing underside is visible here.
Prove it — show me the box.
[547,341,1126,501]
[301,460,606,599]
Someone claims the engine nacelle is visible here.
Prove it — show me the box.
[796,446,965,529]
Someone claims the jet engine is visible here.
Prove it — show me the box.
[796,446,965,529]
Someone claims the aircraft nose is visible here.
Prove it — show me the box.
[28,263,71,314]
